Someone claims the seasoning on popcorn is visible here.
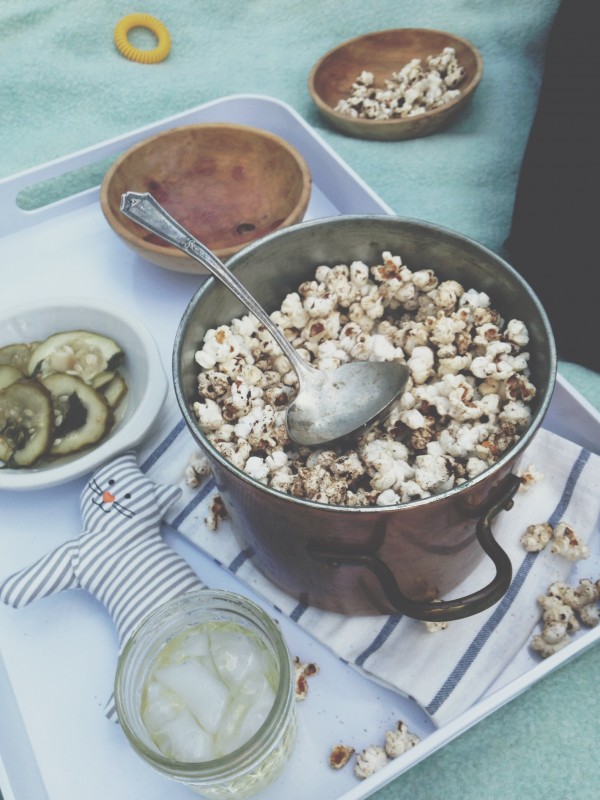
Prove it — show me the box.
[192,251,537,508]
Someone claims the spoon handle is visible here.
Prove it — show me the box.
[120,192,313,378]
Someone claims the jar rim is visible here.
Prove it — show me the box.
[114,588,295,781]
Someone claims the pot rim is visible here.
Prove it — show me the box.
[173,213,557,513]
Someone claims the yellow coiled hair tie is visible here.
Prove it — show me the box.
[114,13,171,64]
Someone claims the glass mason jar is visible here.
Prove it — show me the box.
[114,589,297,799]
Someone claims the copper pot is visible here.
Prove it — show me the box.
[173,216,556,621]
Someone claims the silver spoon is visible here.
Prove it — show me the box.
[120,191,408,447]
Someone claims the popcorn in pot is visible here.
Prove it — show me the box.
[192,251,537,508]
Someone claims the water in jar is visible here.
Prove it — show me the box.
[141,620,278,762]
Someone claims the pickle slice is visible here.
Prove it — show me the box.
[100,372,128,410]
[0,342,38,373]
[29,331,124,384]
[92,370,116,390]
[0,365,23,390]
[41,373,114,456]
[0,380,54,467]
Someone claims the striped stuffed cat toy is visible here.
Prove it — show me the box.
[0,451,203,718]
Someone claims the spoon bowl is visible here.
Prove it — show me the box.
[285,359,408,446]
[120,191,408,446]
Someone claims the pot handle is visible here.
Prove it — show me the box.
[306,473,521,622]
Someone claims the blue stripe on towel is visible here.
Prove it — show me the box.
[547,450,589,526]
[356,615,403,667]
[140,419,187,472]
[425,448,590,717]
[228,549,253,573]
[290,603,307,622]
[171,478,216,528]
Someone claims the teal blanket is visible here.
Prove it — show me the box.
[2,0,597,408]
[0,0,563,259]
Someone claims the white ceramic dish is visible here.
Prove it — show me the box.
[0,297,167,490]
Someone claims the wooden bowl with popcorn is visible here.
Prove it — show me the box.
[308,28,483,140]
[100,123,312,273]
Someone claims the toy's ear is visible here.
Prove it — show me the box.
[92,451,138,480]
[113,451,139,469]
[153,482,182,517]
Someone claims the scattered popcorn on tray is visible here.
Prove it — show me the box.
[354,745,389,779]
[204,494,228,531]
[520,520,589,560]
[548,579,600,626]
[192,251,538,508]
[334,48,465,121]
[294,656,319,700]
[328,744,355,770]
[548,579,592,608]
[517,462,544,491]
[384,720,421,758]
[352,719,421,779]
[579,603,600,628]
[550,521,590,561]
[531,578,600,658]
[422,599,449,632]
[520,522,553,553]
[530,630,571,658]
[537,594,579,642]
[185,450,212,488]
[423,618,449,633]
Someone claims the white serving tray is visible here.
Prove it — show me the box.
[1,94,599,800]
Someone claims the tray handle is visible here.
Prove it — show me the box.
[307,473,520,622]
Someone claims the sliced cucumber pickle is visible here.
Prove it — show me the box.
[100,372,128,410]
[0,365,23,390]
[29,331,124,384]
[92,370,116,390]
[41,373,114,456]
[1,328,127,469]
[0,380,54,467]
[0,342,38,373]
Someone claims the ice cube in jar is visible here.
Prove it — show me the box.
[142,621,277,761]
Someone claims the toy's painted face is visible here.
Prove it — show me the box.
[80,452,181,533]
[89,474,135,518]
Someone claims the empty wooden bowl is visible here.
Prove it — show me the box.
[308,28,483,141]
[100,123,312,273]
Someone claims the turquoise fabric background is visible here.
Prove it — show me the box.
[1,1,598,798]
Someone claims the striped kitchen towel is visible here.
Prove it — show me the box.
[138,393,600,727]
